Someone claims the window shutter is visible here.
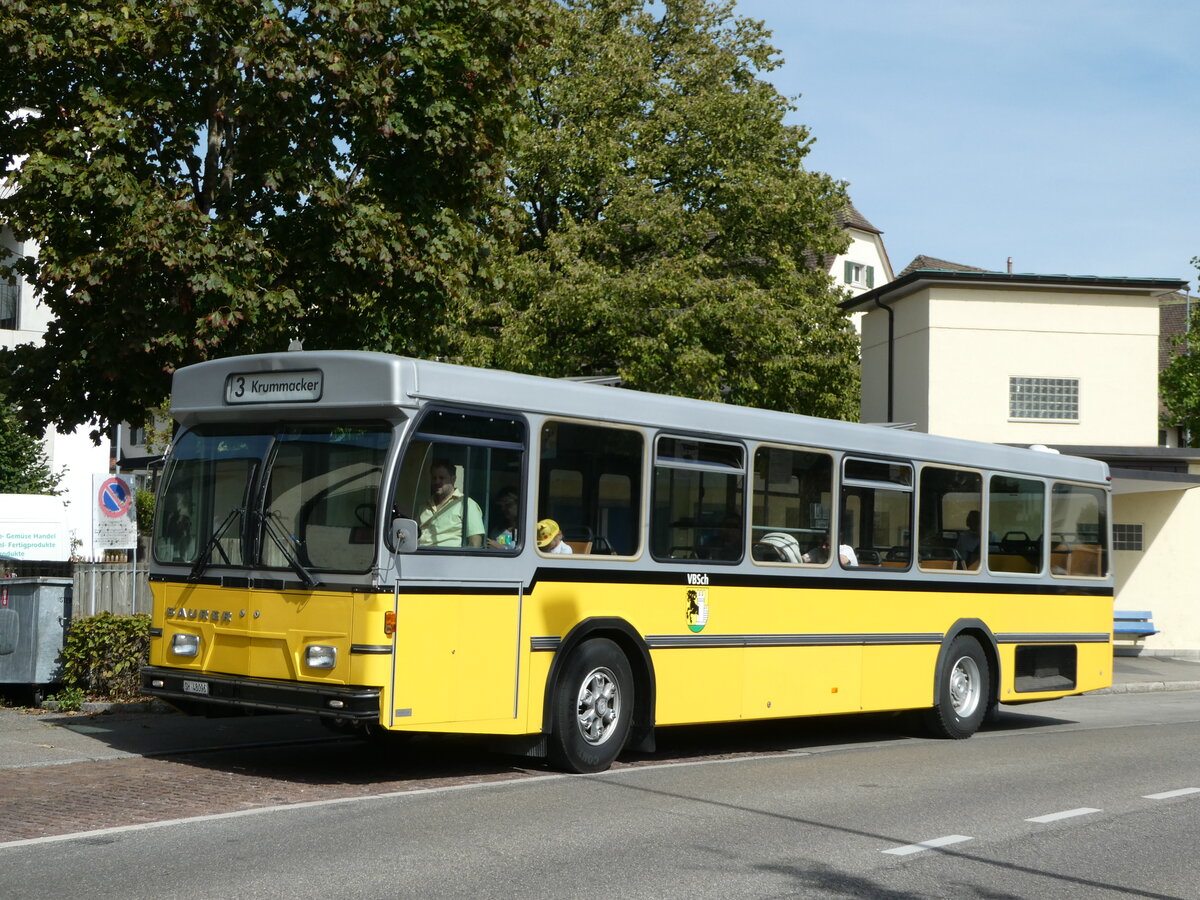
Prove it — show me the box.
[866,266,875,288]
[844,261,853,284]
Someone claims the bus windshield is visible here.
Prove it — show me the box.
[154,424,392,575]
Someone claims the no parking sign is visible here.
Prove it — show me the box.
[93,474,137,550]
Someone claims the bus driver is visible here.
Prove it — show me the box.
[418,458,485,547]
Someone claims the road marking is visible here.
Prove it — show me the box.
[1025,807,1101,823]
[0,773,566,852]
[883,835,972,856]
[1144,787,1200,800]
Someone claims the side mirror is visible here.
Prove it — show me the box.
[391,517,419,554]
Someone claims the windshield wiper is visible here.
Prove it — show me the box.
[259,510,321,588]
[189,507,242,581]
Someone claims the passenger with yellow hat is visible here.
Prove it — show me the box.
[536,518,573,554]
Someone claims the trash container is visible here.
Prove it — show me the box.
[0,577,73,704]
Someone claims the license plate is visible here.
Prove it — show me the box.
[182,679,209,695]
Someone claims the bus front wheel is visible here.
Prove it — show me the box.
[925,635,990,739]
[548,638,634,774]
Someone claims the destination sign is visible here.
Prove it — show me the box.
[225,369,324,404]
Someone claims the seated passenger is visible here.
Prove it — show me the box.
[954,510,995,569]
[417,458,484,547]
[803,534,858,566]
[536,518,573,554]
[488,485,520,549]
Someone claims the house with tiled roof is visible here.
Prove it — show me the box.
[829,202,895,297]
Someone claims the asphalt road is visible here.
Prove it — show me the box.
[3,689,1199,899]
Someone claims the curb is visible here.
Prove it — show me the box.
[1093,680,1200,695]
[38,699,178,715]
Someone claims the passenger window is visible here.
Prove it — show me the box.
[394,410,525,552]
[1050,483,1107,577]
[539,421,643,556]
[652,436,744,562]
[841,457,913,569]
[988,475,1045,574]
[751,446,833,565]
[918,467,983,572]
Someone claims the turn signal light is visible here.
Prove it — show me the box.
[384,611,396,636]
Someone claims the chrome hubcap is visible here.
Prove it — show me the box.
[949,654,982,718]
[576,666,620,745]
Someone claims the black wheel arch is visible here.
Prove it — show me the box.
[542,616,657,753]
[934,618,1000,707]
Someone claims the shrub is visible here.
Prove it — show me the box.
[60,612,152,701]
[135,487,156,535]
[47,685,85,711]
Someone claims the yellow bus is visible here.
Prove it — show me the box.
[142,351,1113,772]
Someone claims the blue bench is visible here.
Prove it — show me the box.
[1113,610,1158,641]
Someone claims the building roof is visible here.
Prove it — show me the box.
[1159,291,1192,371]
[841,268,1189,312]
[897,255,989,278]
[837,201,882,235]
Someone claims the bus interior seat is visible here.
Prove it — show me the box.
[855,548,881,566]
[562,525,594,555]
[882,546,910,568]
[919,546,962,570]
[988,554,1038,573]
[755,532,802,563]
[1068,544,1103,576]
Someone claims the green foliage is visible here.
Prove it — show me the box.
[0,394,63,494]
[59,612,152,701]
[0,0,544,439]
[462,0,860,419]
[1160,258,1200,446]
[135,488,156,535]
[47,685,85,712]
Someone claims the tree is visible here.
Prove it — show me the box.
[1159,257,1200,446]
[0,396,62,494]
[0,0,541,439]
[462,0,860,419]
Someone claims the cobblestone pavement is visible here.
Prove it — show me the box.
[0,739,547,845]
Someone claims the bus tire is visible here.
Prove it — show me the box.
[548,638,634,774]
[925,635,990,739]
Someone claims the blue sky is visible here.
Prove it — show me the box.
[732,0,1198,288]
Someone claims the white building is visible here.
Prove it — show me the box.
[843,261,1199,656]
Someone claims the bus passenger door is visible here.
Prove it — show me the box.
[388,578,524,729]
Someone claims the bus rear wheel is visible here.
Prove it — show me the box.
[548,638,634,774]
[925,635,990,739]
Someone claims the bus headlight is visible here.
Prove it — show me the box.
[172,634,200,657]
[305,644,337,669]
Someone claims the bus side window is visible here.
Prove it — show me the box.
[539,421,643,556]
[840,457,913,570]
[917,466,982,572]
[988,475,1045,574]
[396,410,526,552]
[750,446,833,566]
[1050,482,1108,577]
[651,436,744,563]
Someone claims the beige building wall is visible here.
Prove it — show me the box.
[1113,482,1200,656]
[861,285,1160,445]
[859,292,930,426]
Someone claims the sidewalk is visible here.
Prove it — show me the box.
[2,655,1198,771]
[1102,653,1200,694]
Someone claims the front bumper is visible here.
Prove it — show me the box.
[141,666,381,719]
